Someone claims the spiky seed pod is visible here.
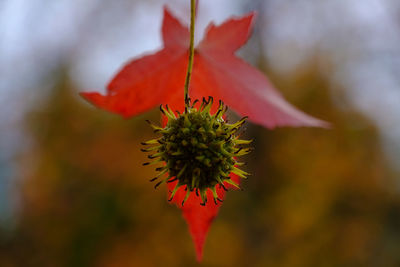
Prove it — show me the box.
[142,97,252,206]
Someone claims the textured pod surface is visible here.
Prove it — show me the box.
[142,97,252,206]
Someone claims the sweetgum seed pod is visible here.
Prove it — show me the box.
[142,97,252,206]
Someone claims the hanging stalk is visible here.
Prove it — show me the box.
[183,0,196,107]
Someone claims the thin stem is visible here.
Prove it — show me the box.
[184,0,196,107]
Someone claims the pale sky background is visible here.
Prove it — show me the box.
[1,0,400,223]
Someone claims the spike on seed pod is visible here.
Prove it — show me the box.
[141,97,252,205]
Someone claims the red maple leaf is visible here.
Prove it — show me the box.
[81,7,328,261]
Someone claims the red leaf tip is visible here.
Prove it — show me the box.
[198,11,257,55]
[162,6,190,49]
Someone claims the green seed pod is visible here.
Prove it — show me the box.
[142,97,252,206]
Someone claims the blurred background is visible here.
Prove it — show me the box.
[1,0,400,266]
